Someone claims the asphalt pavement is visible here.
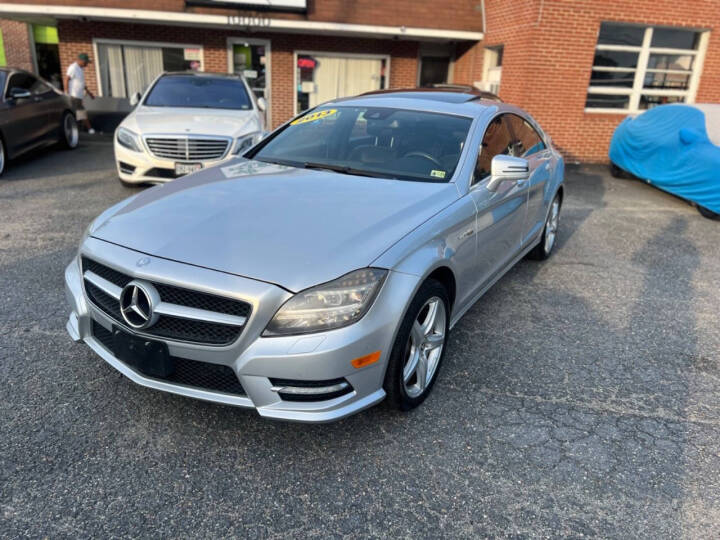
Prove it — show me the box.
[1,137,719,538]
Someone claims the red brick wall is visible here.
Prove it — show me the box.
[0,19,33,71]
[453,41,484,86]
[57,20,419,128]
[480,0,720,163]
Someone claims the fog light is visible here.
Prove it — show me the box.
[351,350,381,369]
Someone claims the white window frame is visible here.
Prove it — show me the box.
[292,50,391,115]
[585,24,709,114]
[92,38,205,97]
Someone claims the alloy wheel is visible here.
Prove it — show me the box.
[0,139,4,175]
[402,296,447,398]
[65,114,79,148]
[544,198,560,254]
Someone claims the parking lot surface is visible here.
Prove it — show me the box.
[1,138,719,538]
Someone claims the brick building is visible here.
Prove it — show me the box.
[0,0,718,162]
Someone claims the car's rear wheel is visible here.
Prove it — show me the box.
[697,205,720,220]
[61,112,79,149]
[384,279,450,411]
[527,193,561,260]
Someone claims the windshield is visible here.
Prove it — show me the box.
[250,106,472,182]
[144,75,252,110]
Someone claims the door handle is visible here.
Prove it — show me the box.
[458,228,475,240]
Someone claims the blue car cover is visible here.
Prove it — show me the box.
[609,104,720,213]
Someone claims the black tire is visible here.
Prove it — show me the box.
[697,205,720,220]
[0,137,5,177]
[60,111,79,149]
[527,193,561,260]
[383,278,450,411]
[609,162,625,178]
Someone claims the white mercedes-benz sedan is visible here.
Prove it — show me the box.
[114,72,266,184]
[66,88,564,422]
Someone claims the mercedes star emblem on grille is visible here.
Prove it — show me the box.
[119,280,160,330]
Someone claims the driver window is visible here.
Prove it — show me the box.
[505,114,545,157]
[473,115,514,185]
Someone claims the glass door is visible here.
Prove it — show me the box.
[228,38,270,120]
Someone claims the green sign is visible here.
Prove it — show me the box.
[32,25,59,45]
[0,30,6,67]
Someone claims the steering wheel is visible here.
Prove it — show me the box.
[402,151,443,168]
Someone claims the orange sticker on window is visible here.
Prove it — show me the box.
[290,108,338,125]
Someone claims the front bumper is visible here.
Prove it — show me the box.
[65,238,420,422]
[114,140,235,184]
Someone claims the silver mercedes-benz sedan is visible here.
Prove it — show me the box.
[65,88,564,422]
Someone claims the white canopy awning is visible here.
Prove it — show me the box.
[0,3,483,42]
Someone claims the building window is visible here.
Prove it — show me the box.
[480,46,503,95]
[586,23,707,113]
[295,53,388,114]
[95,40,203,99]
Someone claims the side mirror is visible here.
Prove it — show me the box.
[9,87,32,100]
[487,154,529,191]
[257,97,267,112]
[679,127,702,145]
[129,92,142,106]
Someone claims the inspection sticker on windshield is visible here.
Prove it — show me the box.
[291,108,337,125]
[430,170,446,179]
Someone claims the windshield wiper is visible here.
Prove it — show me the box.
[302,161,396,179]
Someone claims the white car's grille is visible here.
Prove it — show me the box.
[144,136,231,161]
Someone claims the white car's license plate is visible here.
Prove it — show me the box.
[175,162,203,175]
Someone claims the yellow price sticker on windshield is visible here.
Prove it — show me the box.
[430,170,446,179]
[291,108,338,125]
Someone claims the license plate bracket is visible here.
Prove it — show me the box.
[175,162,203,176]
[112,326,174,378]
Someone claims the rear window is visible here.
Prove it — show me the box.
[144,75,252,110]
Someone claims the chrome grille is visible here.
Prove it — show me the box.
[81,257,251,346]
[144,136,231,161]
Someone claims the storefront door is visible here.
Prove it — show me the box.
[228,38,270,118]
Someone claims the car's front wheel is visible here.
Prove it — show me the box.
[60,111,79,149]
[609,162,626,178]
[384,278,450,411]
[697,205,720,220]
[527,193,561,260]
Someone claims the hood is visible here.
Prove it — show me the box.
[90,160,459,292]
[125,106,261,138]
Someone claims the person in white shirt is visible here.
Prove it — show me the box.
[66,53,96,134]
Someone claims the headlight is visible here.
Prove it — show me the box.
[116,127,142,152]
[232,131,264,155]
[263,268,387,336]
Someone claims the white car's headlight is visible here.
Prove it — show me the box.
[263,268,387,336]
[116,127,142,152]
[232,131,264,155]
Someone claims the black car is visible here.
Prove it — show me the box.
[0,67,78,176]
